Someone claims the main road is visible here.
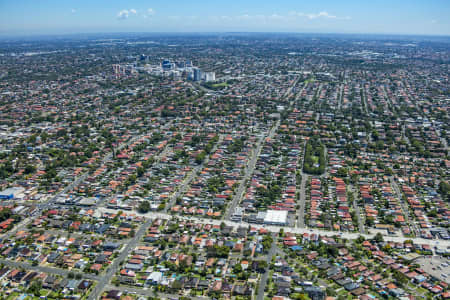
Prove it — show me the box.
[97,207,450,249]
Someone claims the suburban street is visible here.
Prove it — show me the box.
[225,120,280,220]
[296,174,308,228]
[390,176,420,236]
[225,74,297,221]
[437,128,449,151]
[164,134,224,213]
[87,218,154,300]
[350,184,366,234]
[256,233,277,300]
[296,140,308,228]
[0,258,100,281]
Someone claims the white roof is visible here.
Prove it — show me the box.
[0,187,25,196]
[149,271,163,282]
[264,210,288,224]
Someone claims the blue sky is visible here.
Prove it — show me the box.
[1,0,449,36]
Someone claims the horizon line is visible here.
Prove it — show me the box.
[1,30,450,39]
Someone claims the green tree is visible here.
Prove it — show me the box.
[24,164,37,174]
[27,280,42,296]
[138,201,150,213]
[438,181,450,201]
[137,167,145,177]
[337,167,348,177]
[373,232,384,243]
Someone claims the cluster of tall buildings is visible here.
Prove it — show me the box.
[112,64,137,78]
[113,57,216,82]
[160,59,215,82]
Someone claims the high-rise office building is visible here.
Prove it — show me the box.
[162,60,172,71]
[193,68,202,81]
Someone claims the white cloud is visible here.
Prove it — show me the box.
[431,20,438,24]
[289,11,350,20]
[117,9,138,20]
[71,9,76,14]
[309,11,336,19]
[235,14,270,23]
[165,11,351,27]
[117,10,129,19]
